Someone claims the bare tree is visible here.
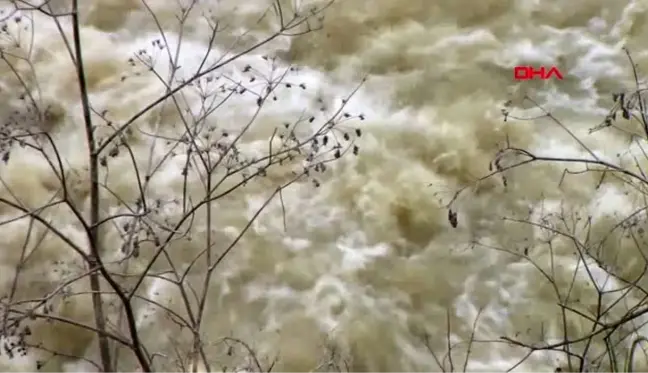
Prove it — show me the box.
[0,0,366,371]
[437,48,648,372]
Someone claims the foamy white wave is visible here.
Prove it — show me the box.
[502,38,562,66]
[337,234,389,271]
[610,0,647,39]
[432,29,499,50]
[2,0,648,371]
[589,184,636,217]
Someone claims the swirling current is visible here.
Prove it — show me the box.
[1,0,648,371]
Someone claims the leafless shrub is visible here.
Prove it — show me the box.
[435,48,648,372]
[0,0,366,371]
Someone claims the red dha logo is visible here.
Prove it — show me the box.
[514,66,564,81]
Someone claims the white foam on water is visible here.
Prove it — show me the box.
[281,236,311,252]
[588,17,608,35]
[2,0,648,371]
[432,29,498,50]
[589,184,636,218]
[336,232,390,271]
[610,0,647,39]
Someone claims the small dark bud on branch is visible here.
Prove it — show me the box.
[448,209,458,228]
[622,108,630,120]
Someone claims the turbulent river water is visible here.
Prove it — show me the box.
[2,0,648,371]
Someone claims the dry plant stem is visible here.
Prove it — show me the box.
[96,0,335,156]
[71,1,150,371]
[0,0,366,370]
[430,48,648,371]
[71,0,113,370]
[624,48,648,139]
[2,215,37,332]
[5,307,132,347]
[419,308,482,372]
